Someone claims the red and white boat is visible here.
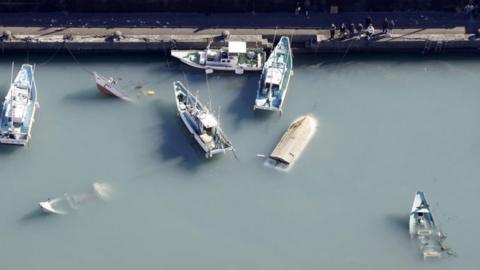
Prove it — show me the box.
[93,72,132,102]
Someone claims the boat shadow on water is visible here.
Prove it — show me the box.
[226,73,276,128]
[0,144,20,155]
[63,88,129,103]
[18,208,53,224]
[154,99,214,172]
[384,213,419,254]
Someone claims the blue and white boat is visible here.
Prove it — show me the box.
[174,81,234,158]
[409,191,447,259]
[254,36,293,112]
[0,64,38,146]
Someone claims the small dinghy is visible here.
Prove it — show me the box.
[0,63,38,146]
[39,182,112,215]
[409,191,448,259]
[171,41,266,74]
[173,81,234,158]
[254,36,293,113]
[266,114,317,171]
[93,72,133,102]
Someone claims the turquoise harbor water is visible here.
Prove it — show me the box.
[0,53,479,269]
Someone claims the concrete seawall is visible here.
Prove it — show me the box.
[0,26,479,54]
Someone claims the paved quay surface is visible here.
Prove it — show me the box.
[0,12,479,53]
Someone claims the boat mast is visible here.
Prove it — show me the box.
[9,62,14,129]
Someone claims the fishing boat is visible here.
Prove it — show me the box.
[173,81,234,158]
[0,64,38,146]
[254,36,293,112]
[171,41,266,74]
[39,182,112,215]
[93,72,132,102]
[409,191,447,259]
[267,114,317,171]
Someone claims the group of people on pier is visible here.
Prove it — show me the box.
[329,16,395,40]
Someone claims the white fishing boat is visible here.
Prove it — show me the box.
[171,41,266,74]
[409,191,447,259]
[39,182,112,215]
[0,63,38,146]
[173,81,234,158]
[254,36,293,112]
[93,72,132,102]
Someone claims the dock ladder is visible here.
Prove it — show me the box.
[422,39,432,54]
[434,40,444,53]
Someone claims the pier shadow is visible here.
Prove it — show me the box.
[154,99,211,172]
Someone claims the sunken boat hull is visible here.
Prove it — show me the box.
[268,114,316,170]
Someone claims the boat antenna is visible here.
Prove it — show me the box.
[272,26,278,47]
[10,62,14,84]
[9,62,14,129]
[205,73,213,111]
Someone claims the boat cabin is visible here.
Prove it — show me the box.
[205,41,247,65]
[194,111,218,147]
[263,67,283,96]
[196,111,218,135]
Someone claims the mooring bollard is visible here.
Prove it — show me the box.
[222,30,230,41]
[2,30,12,41]
[112,30,123,41]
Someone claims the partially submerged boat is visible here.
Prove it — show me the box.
[0,64,38,146]
[171,41,266,74]
[267,114,317,171]
[254,36,293,112]
[173,81,234,158]
[93,72,133,102]
[409,191,448,259]
[39,182,112,215]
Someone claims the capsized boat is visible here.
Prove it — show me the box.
[173,81,234,158]
[171,41,266,74]
[39,182,112,215]
[409,191,447,259]
[267,114,317,171]
[93,72,133,102]
[0,64,38,146]
[254,36,293,112]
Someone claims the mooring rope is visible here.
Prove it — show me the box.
[37,42,65,67]
[64,43,93,75]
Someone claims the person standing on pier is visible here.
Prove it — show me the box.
[356,23,364,37]
[349,23,356,37]
[365,16,372,29]
[389,19,395,35]
[340,23,346,39]
[330,24,336,40]
[382,18,389,34]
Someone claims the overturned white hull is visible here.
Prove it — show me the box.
[39,182,112,215]
[268,114,317,171]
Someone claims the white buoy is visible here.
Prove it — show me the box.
[205,68,214,74]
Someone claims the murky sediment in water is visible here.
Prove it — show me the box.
[0,52,478,269]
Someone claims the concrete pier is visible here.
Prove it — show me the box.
[0,12,479,54]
